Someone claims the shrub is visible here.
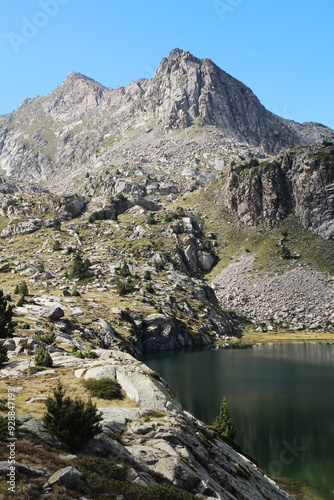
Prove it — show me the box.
[0,416,8,441]
[71,254,90,279]
[35,331,56,345]
[154,260,165,272]
[249,158,259,167]
[0,340,9,368]
[19,338,29,349]
[53,219,61,231]
[74,351,85,359]
[146,212,156,225]
[76,455,128,484]
[37,262,45,273]
[14,284,19,294]
[18,281,28,297]
[75,456,197,499]
[25,366,47,375]
[174,206,185,218]
[43,383,103,451]
[83,377,123,400]
[16,295,25,307]
[116,280,134,296]
[145,283,155,294]
[213,397,236,440]
[71,289,80,297]
[84,350,98,359]
[53,240,61,251]
[281,245,291,259]
[34,346,53,367]
[0,290,14,338]
[119,262,131,277]
[143,270,151,280]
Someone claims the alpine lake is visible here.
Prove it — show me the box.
[143,340,334,500]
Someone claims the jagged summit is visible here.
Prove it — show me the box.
[0,48,333,191]
[62,71,107,88]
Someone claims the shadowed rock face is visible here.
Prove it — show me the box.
[0,49,333,193]
[225,143,334,239]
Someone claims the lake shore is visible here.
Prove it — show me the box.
[231,327,334,346]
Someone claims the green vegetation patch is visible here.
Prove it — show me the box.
[82,377,124,401]
[76,455,198,500]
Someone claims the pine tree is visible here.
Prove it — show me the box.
[0,340,9,367]
[213,397,236,440]
[35,346,53,367]
[71,254,84,279]
[53,219,61,231]
[119,262,130,277]
[43,383,102,451]
[53,240,61,251]
[70,254,90,279]
[0,290,14,339]
[18,281,29,297]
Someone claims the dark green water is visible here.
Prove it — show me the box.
[143,343,334,500]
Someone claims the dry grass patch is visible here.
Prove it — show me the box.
[233,326,334,346]
[0,365,139,418]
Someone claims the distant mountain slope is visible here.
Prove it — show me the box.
[0,48,333,194]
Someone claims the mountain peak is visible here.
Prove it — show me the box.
[63,71,106,89]
[166,48,201,66]
[168,48,187,59]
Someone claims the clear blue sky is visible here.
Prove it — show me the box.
[1,0,333,128]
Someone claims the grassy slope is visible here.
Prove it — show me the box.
[180,174,334,279]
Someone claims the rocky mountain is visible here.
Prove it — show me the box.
[0,49,334,500]
[0,48,333,196]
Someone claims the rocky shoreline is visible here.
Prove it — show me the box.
[0,348,293,499]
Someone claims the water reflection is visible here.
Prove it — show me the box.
[143,343,334,500]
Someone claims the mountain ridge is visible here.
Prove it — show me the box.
[1,48,334,194]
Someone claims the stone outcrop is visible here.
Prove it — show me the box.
[0,461,48,477]
[1,218,42,238]
[39,305,64,320]
[182,235,216,273]
[133,313,194,354]
[97,318,117,347]
[46,466,84,489]
[12,351,293,500]
[226,143,334,239]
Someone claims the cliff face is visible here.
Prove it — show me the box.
[226,143,334,239]
[0,49,333,193]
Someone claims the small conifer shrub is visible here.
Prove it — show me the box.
[18,281,29,297]
[0,290,14,338]
[34,346,53,368]
[213,397,236,440]
[0,340,9,368]
[43,383,102,451]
